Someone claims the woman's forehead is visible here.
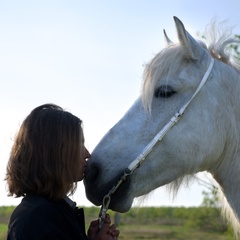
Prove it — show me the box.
[80,127,84,141]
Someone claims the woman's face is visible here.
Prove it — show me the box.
[78,146,90,181]
[76,130,90,182]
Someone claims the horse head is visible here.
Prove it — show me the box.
[84,17,240,234]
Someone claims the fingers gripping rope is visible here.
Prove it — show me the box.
[98,195,111,229]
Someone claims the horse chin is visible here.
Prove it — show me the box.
[85,189,133,213]
[108,194,134,213]
[84,168,133,211]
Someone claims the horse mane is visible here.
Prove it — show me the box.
[202,19,240,70]
[141,20,240,112]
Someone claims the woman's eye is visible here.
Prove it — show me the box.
[154,85,176,98]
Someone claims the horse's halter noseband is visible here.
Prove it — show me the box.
[98,58,214,228]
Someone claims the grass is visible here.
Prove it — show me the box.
[0,223,233,240]
[0,223,7,240]
[118,225,234,240]
[0,222,234,240]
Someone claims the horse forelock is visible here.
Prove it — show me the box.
[141,45,185,112]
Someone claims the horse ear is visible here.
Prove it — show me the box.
[163,29,173,45]
[174,16,203,60]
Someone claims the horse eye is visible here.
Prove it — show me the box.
[154,85,176,98]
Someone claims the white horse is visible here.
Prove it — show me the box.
[84,16,240,236]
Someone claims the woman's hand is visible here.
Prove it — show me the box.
[87,214,120,240]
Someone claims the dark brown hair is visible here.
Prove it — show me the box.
[6,104,83,200]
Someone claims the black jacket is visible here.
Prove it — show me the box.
[7,195,88,240]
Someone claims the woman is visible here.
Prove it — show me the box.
[6,103,120,240]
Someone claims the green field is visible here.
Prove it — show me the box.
[118,225,232,240]
[0,206,235,240]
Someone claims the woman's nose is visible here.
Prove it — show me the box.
[84,147,91,159]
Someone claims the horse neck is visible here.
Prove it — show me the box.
[214,161,240,238]
[211,67,240,234]
[215,165,240,215]
[212,140,240,232]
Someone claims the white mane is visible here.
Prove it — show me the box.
[204,19,240,69]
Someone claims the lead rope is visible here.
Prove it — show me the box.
[98,58,214,229]
[98,168,133,228]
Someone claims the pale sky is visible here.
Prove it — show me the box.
[1,0,240,207]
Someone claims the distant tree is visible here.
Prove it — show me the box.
[230,34,240,60]
[191,177,228,232]
[201,186,219,208]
